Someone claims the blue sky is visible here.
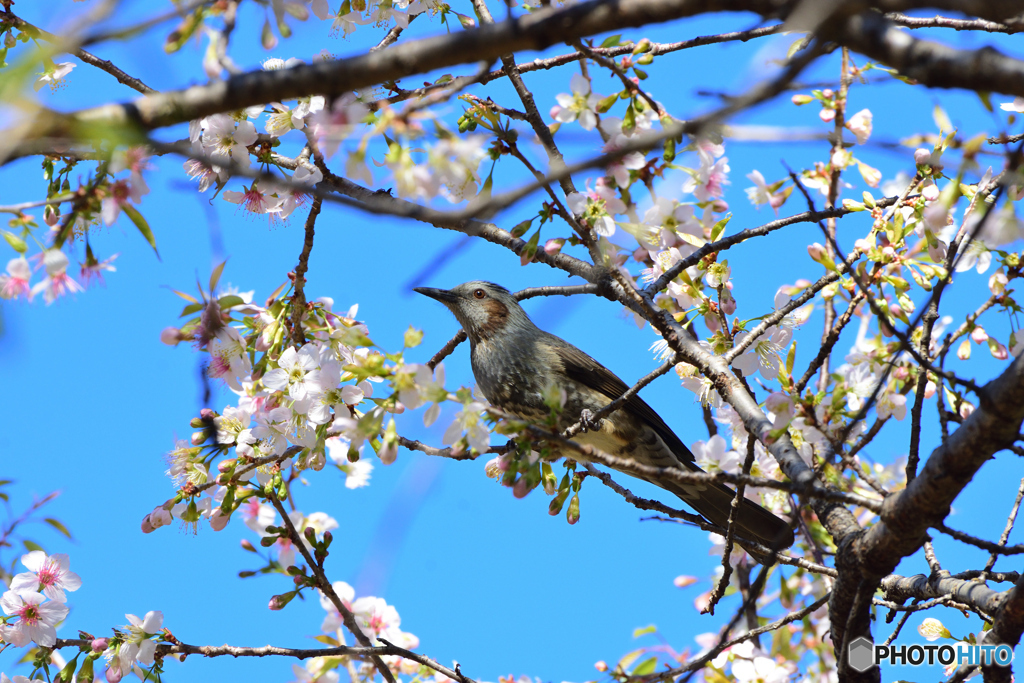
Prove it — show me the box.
[2,2,1023,681]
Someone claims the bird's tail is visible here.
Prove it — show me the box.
[664,479,795,552]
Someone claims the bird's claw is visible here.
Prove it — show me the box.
[578,409,602,433]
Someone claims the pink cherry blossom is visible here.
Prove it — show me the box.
[10,551,82,603]
[550,73,601,131]
[0,257,33,300]
[30,249,82,305]
[0,589,69,647]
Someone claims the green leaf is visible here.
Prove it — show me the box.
[180,302,204,317]
[710,213,731,242]
[23,540,44,552]
[218,295,245,309]
[599,34,622,48]
[122,204,160,258]
[170,288,199,303]
[632,624,657,638]
[209,260,228,294]
[44,518,72,539]
[631,657,658,676]
[2,230,27,253]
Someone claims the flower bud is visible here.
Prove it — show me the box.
[566,493,580,525]
[322,530,332,547]
[595,661,609,672]
[91,638,109,652]
[105,663,123,683]
[914,148,932,165]
[77,655,95,683]
[191,431,207,445]
[791,94,814,105]
[241,539,257,552]
[4,32,15,49]
[512,476,531,499]
[970,326,988,344]
[160,327,183,346]
[304,526,317,543]
[957,338,971,360]
[807,242,827,263]
[268,591,295,610]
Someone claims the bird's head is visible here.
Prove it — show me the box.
[414,281,534,345]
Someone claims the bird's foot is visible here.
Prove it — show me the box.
[578,409,602,433]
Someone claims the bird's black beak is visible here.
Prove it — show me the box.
[413,287,460,305]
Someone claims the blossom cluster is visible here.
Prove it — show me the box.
[1,551,80,648]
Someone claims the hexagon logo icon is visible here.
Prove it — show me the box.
[848,636,876,672]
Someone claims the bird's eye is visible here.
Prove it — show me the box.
[473,288,486,299]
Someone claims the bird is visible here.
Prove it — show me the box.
[414,281,794,552]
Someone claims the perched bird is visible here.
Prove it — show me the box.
[415,281,794,551]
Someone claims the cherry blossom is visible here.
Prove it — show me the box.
[733,320,795,381]
[34,61,75,91]
[30,249,82,305]
[999,97,1024,113]
[567,180,626,237]
[201,114,258,167]
[845,108,873,144]
[10,551,82,603]
[0,257,32,300]
[318,581,356,633]
[208,327,253,390]
[0,589,69,647]
[102,178,145,225]
[223,182,285,219]
[684,143,730,202]
[264,344,323,401]
[311,93,369,157]
[183,159,225,193]
[113,611,163,673]
[550,73,601,130]
[745,170,784,213]
[327,438,374,488]
[442,401,490,453]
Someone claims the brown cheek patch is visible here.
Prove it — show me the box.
[477,299,509,340]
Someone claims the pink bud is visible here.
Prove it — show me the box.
[209,509,231,531]
[595,662,609,672]
[674,575,698,588]
[807,243,827,262]
[544,238,565,255]
[92,638,109,652]
[914,148,933,165]
[720,290,736,315]
[160,327,183,346]
[513,477,531,499]
[819,107,836,123]
[893,367,909,381]
[960,402,975,419]
[958,338,971,360]
[822,89,834,98]
[105,663,123,683]
[971,327,988,343]
[990,340,1009,360]
[200,408,216,419]
[923,381,937,399]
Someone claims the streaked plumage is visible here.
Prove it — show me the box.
[415,281,794,552]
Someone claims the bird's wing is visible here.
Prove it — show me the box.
[551,338,795,550]
[550,340,696,464]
